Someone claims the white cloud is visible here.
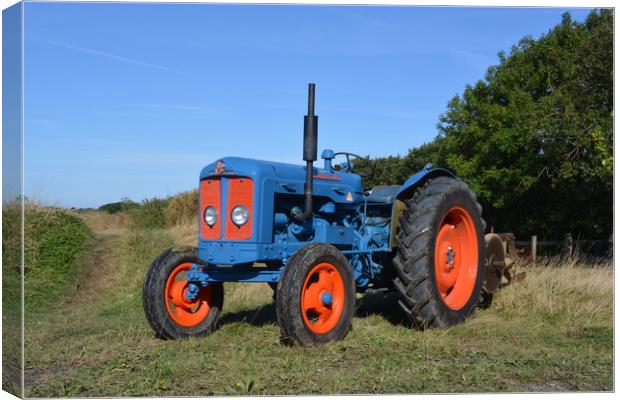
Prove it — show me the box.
[45,39,191,76]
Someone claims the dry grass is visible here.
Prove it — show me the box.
[496,257,612,329]
[77,210,130,236]
[167,222,197,248]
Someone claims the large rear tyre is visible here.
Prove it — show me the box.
[276,243,355,345]
[393,176,485,328]
[142,248,223,339]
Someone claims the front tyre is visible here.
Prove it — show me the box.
[142,248,223,339]
[393,176,485,328]
[276,244,355,345]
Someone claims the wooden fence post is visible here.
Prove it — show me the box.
[531,235,537,265]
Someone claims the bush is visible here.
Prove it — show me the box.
[99,197,139,214]
[2,203,21,274]
[164,190,198,226]
[2,203,21,397]
[129,197,169,229]
[23,210,92,311]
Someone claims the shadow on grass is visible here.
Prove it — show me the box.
[219,291,413,328]
[355,290,413,327]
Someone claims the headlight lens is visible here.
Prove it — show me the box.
[231,205,249,226]
[204,206,217,226]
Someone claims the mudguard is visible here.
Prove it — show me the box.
[389,165,457,248]
[396,165,457,202]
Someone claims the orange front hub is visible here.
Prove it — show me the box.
[165,263,213,327]
[301,262,345,334]
[434,207,478,310]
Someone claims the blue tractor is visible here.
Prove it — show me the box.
[143,84,512,345]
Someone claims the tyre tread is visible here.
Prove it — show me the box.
[142,248,223,340]
[392,176,485,328]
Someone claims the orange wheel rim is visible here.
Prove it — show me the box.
[164,263,212,327]
[434,206,478,310]
[301,262,345,334]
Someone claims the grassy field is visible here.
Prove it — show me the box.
[23,210,612,396]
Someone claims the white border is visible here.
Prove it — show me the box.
[0,1,616,400]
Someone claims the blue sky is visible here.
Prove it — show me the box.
[22,3,593,208]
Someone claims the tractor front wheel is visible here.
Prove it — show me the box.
[142,248,223,339]
[393,176,485,328]
[276,243,355,345]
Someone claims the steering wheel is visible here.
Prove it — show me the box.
[333,152,376,182]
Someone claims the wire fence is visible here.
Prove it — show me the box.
[512,233,612,263]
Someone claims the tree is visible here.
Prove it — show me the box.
[356,155,403,189]
[436,10,613,239]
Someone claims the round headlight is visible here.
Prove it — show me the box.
[204,206,217,227]
[231,205,249,226]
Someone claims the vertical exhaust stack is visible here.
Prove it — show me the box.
[295,83,318,222]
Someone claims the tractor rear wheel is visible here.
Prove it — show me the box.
[276,243,355,345]
[142,248,224,339]
[393,176,485,328]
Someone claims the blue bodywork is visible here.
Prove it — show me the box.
[187,150,453,295]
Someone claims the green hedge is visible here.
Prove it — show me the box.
[23,210,92,311]
[129,198,169,230]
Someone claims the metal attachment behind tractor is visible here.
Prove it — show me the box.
[484,233,522,293]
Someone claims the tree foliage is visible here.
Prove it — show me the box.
[359,10,612,240]
[98,197,139,214]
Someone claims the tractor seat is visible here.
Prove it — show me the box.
[366,185,401,204]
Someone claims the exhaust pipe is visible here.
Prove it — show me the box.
[295,83,318,222]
